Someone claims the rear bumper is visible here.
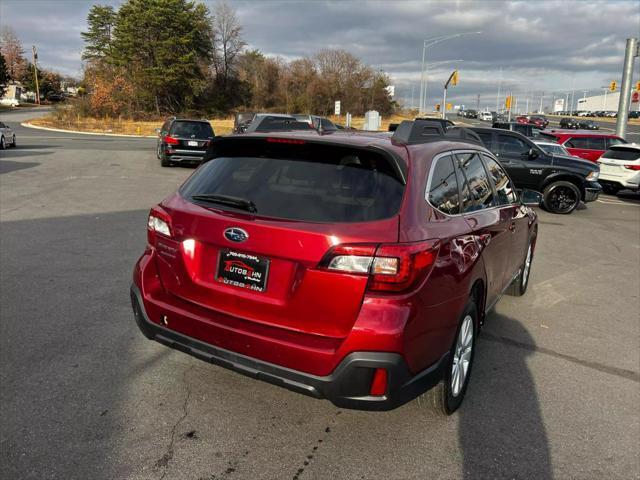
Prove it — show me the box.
[584,182,601,202]
[130,284,447,411]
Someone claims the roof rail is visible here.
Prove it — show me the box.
[391,119,483,146]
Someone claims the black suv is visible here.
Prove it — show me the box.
[471,127,602,214]
[492,121,538,139]
[157,118,215,167]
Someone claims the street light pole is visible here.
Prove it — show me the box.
[418,32,482,114]
[616,37,638,139]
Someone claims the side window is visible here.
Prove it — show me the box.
[456,152,495,212]
[587,137,606,150]
[497,134,528,156]
[482,155,518,205]
[565,137,590,149]
[477,132,493,150]
[428,155,460,215]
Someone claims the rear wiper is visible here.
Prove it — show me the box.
[191,193,257,213]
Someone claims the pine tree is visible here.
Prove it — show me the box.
[81,5,117,61]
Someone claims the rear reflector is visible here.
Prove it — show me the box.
[319,240,439,293]
[370,368,388,396]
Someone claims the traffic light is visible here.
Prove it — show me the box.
[435,104,441,112]
[505,95,512,110]
[609,81,617,92]
[451,70,459,86]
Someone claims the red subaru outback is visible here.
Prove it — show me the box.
[131,121,539,413]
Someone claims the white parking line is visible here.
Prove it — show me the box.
[597,198,640,206]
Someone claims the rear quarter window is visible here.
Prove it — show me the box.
[181,141,405,223]
[427,155,460,215]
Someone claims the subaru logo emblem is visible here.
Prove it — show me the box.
[224,227,249,243]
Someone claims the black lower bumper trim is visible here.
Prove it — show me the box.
[130,284,447,411]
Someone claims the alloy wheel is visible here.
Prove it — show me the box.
[548,185,577,213]
[451,315,474,397]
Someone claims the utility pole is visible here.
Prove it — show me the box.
[32,45,41,105]
[616,37,638,139]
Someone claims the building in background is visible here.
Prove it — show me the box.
[576,90,639,112]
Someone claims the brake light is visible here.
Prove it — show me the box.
[163,135,179,145]
[623,164,640,171]
[266,137,306,145]
[319,240,439,293]
[147,207,172,244]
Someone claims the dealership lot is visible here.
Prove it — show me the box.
[1,109,639,479]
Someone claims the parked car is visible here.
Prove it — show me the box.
[131,119,540,413]
[597,143,640,194]
[0,98,20,107]
[0,121,17,149]
[528,116,549,129]
[628,111,639,119]
[578,120,599,130]
[534,140,571,157]
[478,111,493,121]
[492,121,537,139]
[472,126,602,214]
[540,131,625,162]
[559,118,580,129]
[156,118,215,167]
[515,116,529,125]
[463,109,478,119]
[243,114,313,133]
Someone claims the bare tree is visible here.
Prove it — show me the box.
[0,26,28,80]
[211,0,246,89]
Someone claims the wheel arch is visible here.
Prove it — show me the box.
[541,173,585,200]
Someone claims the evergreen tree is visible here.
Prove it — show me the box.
[81,5,117,61]
[110,0,214,114]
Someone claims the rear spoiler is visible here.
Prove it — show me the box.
[204,135,408,185]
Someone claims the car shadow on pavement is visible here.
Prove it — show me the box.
[459,312,553,480]
[0,160,41,174]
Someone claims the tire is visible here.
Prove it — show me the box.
[543,181,580,214]
[11,135,16,148]
[420,300,478,415]
[507,240,533,296]
[601,183,620,195]
[0,136,5,150]
[161,156,171,167]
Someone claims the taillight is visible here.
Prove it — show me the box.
[319,240,439,293]
[623,164,640,171]
[147,207,172,244]
[163,135,179,145]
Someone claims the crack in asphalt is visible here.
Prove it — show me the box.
[156,365,194,480]
[292,410,342,480]
[481,333,640,382]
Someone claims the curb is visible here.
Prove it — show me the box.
[21,121,156,138]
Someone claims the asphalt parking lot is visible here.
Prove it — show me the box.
[1,108,639,480]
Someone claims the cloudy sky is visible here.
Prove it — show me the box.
[2,0,639,109]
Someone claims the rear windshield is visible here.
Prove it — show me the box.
[601,148,640,161]
[170,121,214,138]
[181,142,404,223]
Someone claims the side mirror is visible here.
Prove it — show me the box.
[528,148,539,159]
[520,189,543,207]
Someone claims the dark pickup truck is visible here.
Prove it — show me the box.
[471,127,602,214]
